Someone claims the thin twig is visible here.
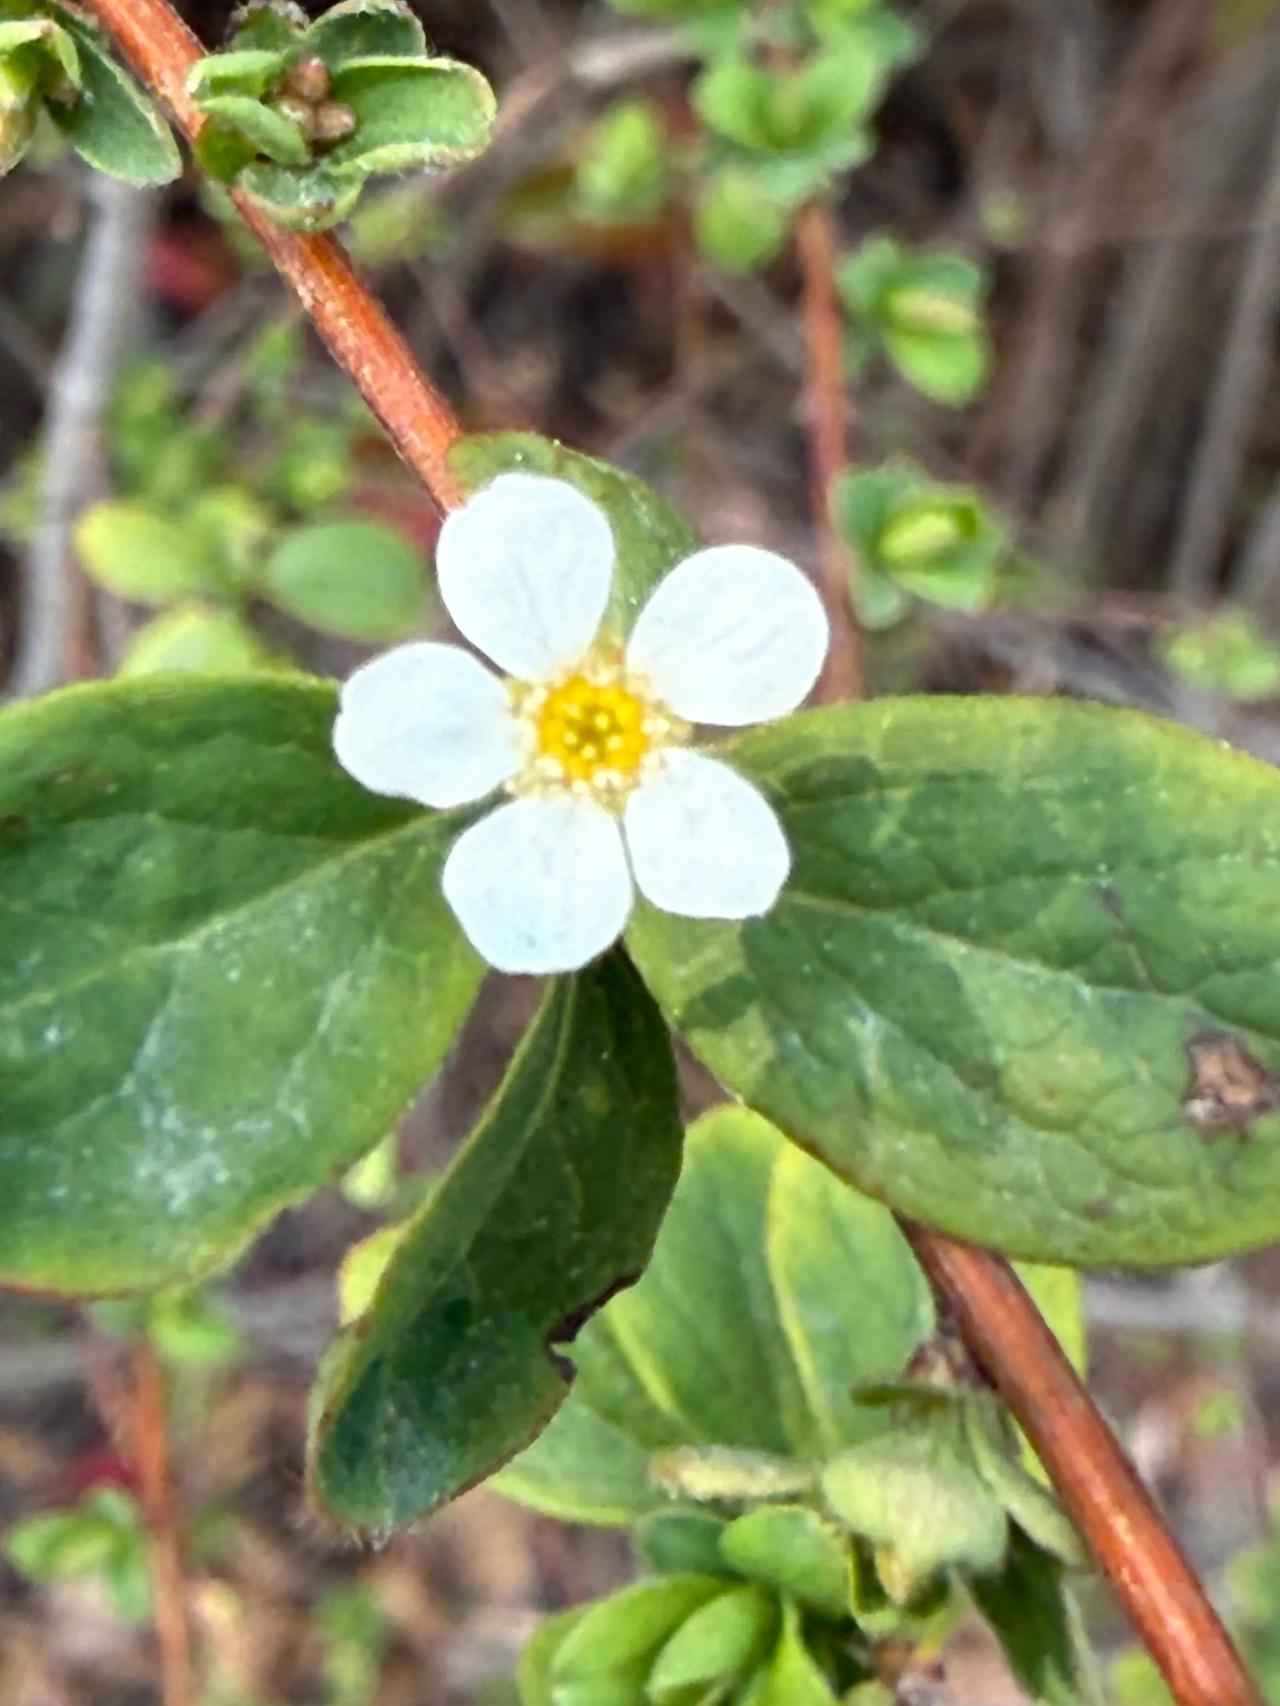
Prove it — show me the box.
[795,199,861,702]
[82,0,465,513]
[905,1229,1262,1706]
[9,174,150,697]
[130,1339,195,1706]
[80,3,1265,1699]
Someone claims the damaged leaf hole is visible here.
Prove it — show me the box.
[1183,1032,1280,1139]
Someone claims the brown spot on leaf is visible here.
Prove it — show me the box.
[1183,1033,1280,1139]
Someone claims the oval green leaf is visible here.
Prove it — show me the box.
[0,676,482,1294]
[307,953,684,1535]
[261,517,427,640]
[628,698,1280,1267]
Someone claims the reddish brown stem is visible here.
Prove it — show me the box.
[80,4,1264,1701]
[130,1340,195,1706]
[83,0,465,513]
[906,1227,1262,1706]
[795,199,861,702]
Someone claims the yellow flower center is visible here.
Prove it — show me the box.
[538,677,650,782]
[510,650,686,807]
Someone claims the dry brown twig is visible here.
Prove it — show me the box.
[79,3,1263,1702]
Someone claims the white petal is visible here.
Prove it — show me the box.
[626,545,829,725]
[625,750,789,919]
[436,474,615,679]
[333,642,524,809]
[443,793,633,974]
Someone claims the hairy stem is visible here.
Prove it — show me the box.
[82,3,1263,1700]
[796,198,861,702]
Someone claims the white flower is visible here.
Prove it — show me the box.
[333,473,829,975]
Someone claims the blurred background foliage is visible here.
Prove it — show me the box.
[6,0,1280,1701]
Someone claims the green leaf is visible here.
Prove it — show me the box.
[308,954,684,1533]
[46,14,179,185]
[262,518,427,640]
[971,1530,1098,1706]
[518,1607,589,1706]
[637,1509,732,1578]
[305,0,428,65]
[964,1402,1085,1565]
[628,697,1280,1266]
[832,464,1005,626]
[237,158,364,232]
[694,46,879,157]
[1161,608,1280,701]
[75,502,230,604]
[187,48,291,100]
[694,167,791,274]
[578,99,670,224]
[229,2,308,51]
[740,1603,840,1706]
[719,1505,851,1620]
[121,605,282,677]
[821,1425,1008,1601]
[197,92,310,166]
[497,1107,932,1523]
[840,238,991,404]
[647,1584,776,1698]
[0,76,38,175]
[147,1286,243,1368]
[323,57,496,179]
[448,433,699,639]
[0,676,483,1294]
[552,1577,726,1681]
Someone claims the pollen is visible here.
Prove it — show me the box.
[510,651,686,806]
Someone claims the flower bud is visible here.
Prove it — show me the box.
[310,101,357,146]
[283,54,330,103]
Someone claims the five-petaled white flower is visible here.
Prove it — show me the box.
[332,473,829,975]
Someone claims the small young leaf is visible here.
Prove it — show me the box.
[237,158,364,232]
[47,14,179,185]
[187,48,291,100]
[1161,608,1280,701]
[840,237,991,404]
[695,167,790,273]
[647,1583,776,1699]
[229,2,308,52]
[75,502,229,604]
[322,57,497,179]
[305,0,428,65]
[821,1426,1008,1601]
[0,676,483,1294]
[578,99,669,223]
[262,518,427,640]
[198,91,310,165]
[637,1509,732,1579]
[121,605,281,677]
[740,1603,841,1706]
[308,954,684,1533]
[719,1504,851,1620]
[552,1577,726,1682]
[628,698,1280,1266]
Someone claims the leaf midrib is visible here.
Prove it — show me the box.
[0,808,453,1027]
